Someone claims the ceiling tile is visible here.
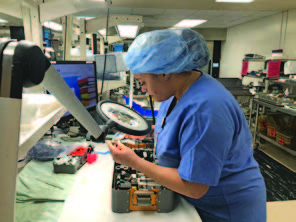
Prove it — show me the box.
[144,15,189,21]
[189,10,217,18]
[73,8,106,17]
[69,5,280,30]
[132,8,165,16]
[143,18,181,27]
[110,8,133,15]
[163,9,196,16]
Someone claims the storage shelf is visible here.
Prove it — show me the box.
[244,59,265,62]
[273,80,296,86]
[258,133,296,156]
[253,99,296,116]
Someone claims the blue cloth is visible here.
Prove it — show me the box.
[125,29,210,74]
[155,73,266,222]
[26,140,65,161]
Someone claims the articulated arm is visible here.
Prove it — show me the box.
[0,40,103,139]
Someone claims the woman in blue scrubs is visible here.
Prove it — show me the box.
[107,28,267,222]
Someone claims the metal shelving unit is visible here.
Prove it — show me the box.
[253,99,296,116]
[249,75,296,156]
[251,99,296,156]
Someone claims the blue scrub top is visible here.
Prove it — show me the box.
[155,73,266,222]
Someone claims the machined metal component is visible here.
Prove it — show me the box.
[111,148,176,213]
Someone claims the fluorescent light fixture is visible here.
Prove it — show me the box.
[117,25,139,38]
[77,16,96,20]
[174,19,207,28]
[42,21,62,31]
[0,19,8,23]
[216,0,254,2]
[98,29,106,36]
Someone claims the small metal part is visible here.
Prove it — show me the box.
[119,182,132,190]
[138,183,147,189]
[131,178,138,186]
[137,197,152,207]
[147,183,161,190]
[143,152,147,158]
[111,146,176,213]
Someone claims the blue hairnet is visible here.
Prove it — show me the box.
[125,28,210,74]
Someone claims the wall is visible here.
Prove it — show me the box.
[284,9,296,58]
[195,28,227,41]
[220,10,296,78]
[139,27,227,41]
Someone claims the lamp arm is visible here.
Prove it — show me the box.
[1,40,103,139]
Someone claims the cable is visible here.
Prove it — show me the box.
[100,0,111,97]
[94,151,110,155]
[279,11,284,49]
[106,67,111,92]
[283,10,289,51]
[149,95,155,125]
[63,17,68,61]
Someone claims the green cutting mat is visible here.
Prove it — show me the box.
[15,160,77,222]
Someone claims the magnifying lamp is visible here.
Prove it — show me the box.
[0,40,151,142]
[93,100,151,140]
[0,39,152,222]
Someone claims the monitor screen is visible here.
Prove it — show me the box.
[52,61,98,118]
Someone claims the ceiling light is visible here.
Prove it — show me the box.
[0,19,8,23]
[117,25,139,38]
[98,29,106,36]
[174,19,207,28]
[216,0,254,3]
[42,21,62,31]
[77,16,96,20]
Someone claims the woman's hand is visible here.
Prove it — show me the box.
[106,141,142,169]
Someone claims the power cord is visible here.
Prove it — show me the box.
[149,95,155,125]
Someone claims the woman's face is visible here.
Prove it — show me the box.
[134,74,174,102]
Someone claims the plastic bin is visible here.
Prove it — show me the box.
[267,60,281,78]
[266,115,283,138]
[276,130,296,151]
[122,95,158,118]
[258,115,268,132]
[114,44,124,52]
[278,115,296,129]
[267,126,276,138]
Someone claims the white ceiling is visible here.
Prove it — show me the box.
[108,0,296,11]
[1,0,296,29]
[73,7,278,29]
[0,12,22,26]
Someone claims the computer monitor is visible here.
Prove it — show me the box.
[51,61,99,121]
